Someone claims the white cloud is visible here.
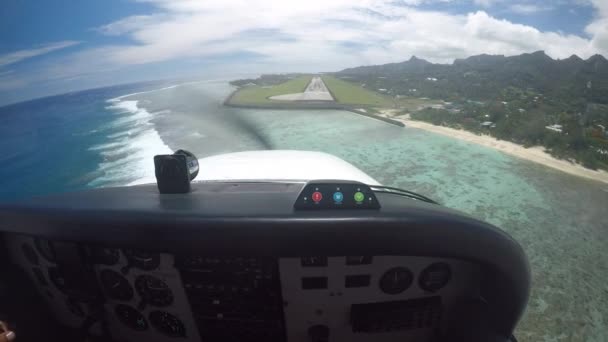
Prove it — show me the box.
[3,0,608,99]
[508,4,552,15]
[86,0,603,68]
[473,0,500,8]
[584,0,608,56]
[590,0,608,17]
[96,15,162,36]
[0,41,80,68]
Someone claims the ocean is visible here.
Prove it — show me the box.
[0,80,606,341]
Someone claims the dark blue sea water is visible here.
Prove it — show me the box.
[0,81,172,200]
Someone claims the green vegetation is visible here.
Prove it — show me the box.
[320,75,394,107]
[228,75,312,105]
[226,51,608,171]
[394,97,442,112]
[336,51,608,171]
[409,92,608,170]
[228,74,434,110]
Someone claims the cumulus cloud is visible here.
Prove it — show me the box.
[3,0,608,100]
[473,0,500,8]
[0,41,80,68]
[584,0,608,56]
[508,4,552,15]
[88,0,604,68]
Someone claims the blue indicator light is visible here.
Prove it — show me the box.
[333,192,344,203]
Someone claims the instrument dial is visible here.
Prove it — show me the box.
[115,304,148,331]
[100,269,133,301]
[379,267,413,295]
[419,262,451,292]
[149,311,186,337]
[135,275,174,307]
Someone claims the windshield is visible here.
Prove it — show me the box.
[1,1,607,340]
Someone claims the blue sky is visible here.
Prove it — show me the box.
[0,0,607,106]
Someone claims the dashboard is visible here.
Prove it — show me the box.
[0,181,529,342]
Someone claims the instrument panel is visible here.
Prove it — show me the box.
[280,256,479,342]
[5,234,480,342]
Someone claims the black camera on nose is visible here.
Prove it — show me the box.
[154,150,199,194]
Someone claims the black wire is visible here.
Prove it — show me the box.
[374,190,438,204]
[371,185,439,205]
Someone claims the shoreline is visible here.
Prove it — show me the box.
[390,116,608,184]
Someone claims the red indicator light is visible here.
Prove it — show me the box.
[312,191,323,202]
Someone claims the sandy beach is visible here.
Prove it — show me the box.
[385,114,608,184]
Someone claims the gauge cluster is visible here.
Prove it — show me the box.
[96,248,200,342]
[5,235,93,331]
[135,275,174,307]
[279,256,480,342]
[6,234,481,342]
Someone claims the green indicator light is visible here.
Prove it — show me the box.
[354,192,365,202]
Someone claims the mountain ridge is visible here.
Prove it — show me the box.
[334,50,608,170]
[339,51,607,72]
[335,50,608,105]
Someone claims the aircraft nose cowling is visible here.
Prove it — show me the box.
[194,150,380,185]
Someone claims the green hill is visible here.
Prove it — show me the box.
[336,51,608,170]
[228,75,312,105]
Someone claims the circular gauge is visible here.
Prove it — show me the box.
[115,304,148,331]
[22,243,39,265]
[66,298,86,317]
[34,238,55,262]
[379,267,414,295]
[123,249,160,271]
[100,269,133,301]
[91,247,120,266]
[48,267,68,293]
[149,311,186,337]
[135,275,173,307]
[419,262,452,292]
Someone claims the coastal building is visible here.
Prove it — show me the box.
[545,124,563,133]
